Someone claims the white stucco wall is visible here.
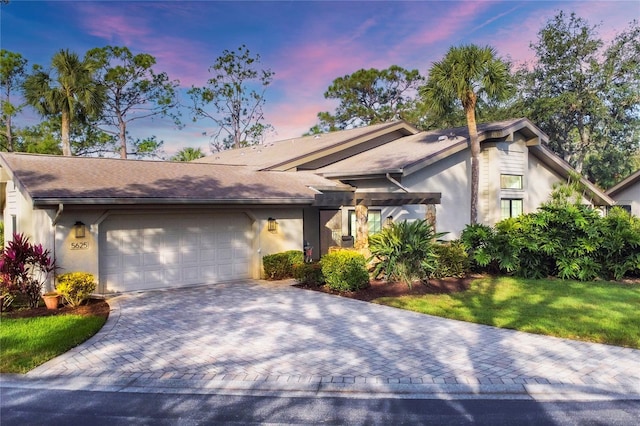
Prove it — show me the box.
[610,184,640,217]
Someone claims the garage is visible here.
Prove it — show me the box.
[99,213,252,293]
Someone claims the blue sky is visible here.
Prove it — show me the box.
[2,0,638,156]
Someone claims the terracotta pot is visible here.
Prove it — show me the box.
[43,293,61,310]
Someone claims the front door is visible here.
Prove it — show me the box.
[319,209,342,256]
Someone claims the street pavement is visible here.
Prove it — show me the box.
[2,280,639,401]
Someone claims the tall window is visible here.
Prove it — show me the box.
[500,174,523,189]
[348,210,381,241]
[501,199,523,219]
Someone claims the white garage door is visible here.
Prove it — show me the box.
[99,213,252,292]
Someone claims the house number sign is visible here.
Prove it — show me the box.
[70,241,89,250]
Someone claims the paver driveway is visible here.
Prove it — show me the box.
[28,280,640,397]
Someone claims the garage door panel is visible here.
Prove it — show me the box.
[100,213,252,292]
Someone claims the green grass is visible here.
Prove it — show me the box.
[375,276,640,348]
[0,314,106,373]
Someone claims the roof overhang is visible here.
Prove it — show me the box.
[31,197,317,208]
[314,191,441,207]
[606,169,640,197]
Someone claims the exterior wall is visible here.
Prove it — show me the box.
[526,154,566,209]
[611,184,640,217]
[402,148,471,239]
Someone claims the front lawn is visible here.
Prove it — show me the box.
[375,276,640,349]
[0,314,107,373]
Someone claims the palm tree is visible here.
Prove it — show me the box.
[421,45,512,224]
[170,147,205,162]
[23,49,103,156]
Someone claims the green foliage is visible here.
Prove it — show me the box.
[430,241,470,279]
[292,262,324,286]
[368,219,443,288]
[596,207,640,280]
[460,202,640,281]
[86,45,180,159]
[262,250,304,280]
[310,66,424,132]
[171,147,205,162]
[1,49,28,152]
[22,49,105,156]
[321,250,369,292]
[188,45,274,151]
[55,272,96,307]
[516,12,640,187]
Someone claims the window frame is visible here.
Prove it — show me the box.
[500,174,523,190]
[348,209,382,241]
[501,198,523,219]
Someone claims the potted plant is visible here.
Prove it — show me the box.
[0,233,57,309]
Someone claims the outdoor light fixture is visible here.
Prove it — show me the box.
[385,215,394,226]
[267,217,278,233]
[74,221,86,238]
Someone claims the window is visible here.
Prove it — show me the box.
[500,174,523,189]
[501,199,523,219]
[348,210,381,241]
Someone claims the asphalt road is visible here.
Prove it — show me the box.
[2,387,639,425]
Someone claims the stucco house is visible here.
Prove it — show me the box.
[606,169,640,216]
[0,118,612,294]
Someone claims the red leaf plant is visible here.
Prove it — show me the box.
[0,233,57,308]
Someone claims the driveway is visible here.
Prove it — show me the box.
[20,280,640,399]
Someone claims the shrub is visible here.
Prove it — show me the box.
[292,262,324,286]
[0,233,56,308]
[321,250,369,292]
[262,250,304,280]
[431,241,469,279]
[369,219,444,288]
[56,272,96,307]
[460,223,497,273]
[596,207,640,280]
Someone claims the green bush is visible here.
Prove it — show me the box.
[369,219,445,288]
[56,272,96,307]
[460,203,640,281]
[292,262,324,286]
[431,241,469,279]
[321,250,369,292]
[262,250,304,280]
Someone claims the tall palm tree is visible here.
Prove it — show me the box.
[421,45,512,224]
[23,49,103,156]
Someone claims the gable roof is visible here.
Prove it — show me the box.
[0,153,346,207]
[314,118,546,178]
[195,120,419,171]
[606,169,640,197]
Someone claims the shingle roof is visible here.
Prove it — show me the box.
[195,120,419,170]
[315,118,543,177]
[0,153,344,206]
[606,169,640,196]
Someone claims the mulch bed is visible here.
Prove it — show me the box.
[295,276,475,302]
[1,298,110,320]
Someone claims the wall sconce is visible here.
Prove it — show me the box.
[385,215,394,227]
[74,221,86,239]
[267,217,278,233]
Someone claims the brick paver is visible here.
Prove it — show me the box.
[25,280,640,397]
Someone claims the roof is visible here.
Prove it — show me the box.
[606,169,640,197]
[315,118,546,178]
[0,153,346,207]
[195,120,419,170]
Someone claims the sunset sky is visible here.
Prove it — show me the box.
[2,0,639,156]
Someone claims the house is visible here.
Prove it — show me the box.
[198,118,612,253]
[0,118,612,294]
[606,169,640,216]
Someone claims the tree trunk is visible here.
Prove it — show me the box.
[425,204,436,230]
[465,104,479,225]
[119,117,127,159]
[61,110,72,156]
[5,113,13,152]
[354,204,369,250]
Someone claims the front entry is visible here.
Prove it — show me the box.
[319,209,342,256]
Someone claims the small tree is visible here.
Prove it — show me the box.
[0,233,56,308]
